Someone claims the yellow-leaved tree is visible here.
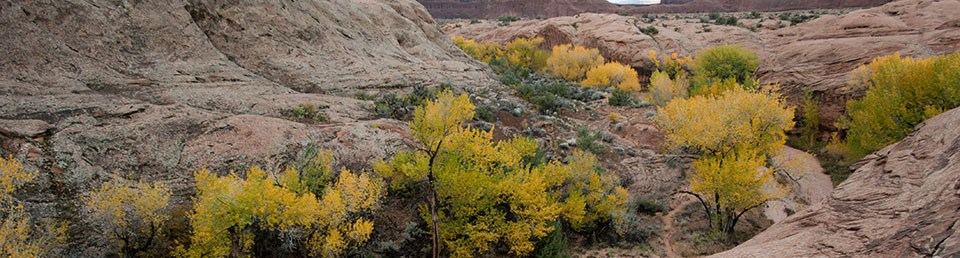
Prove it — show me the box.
[649,69,689,106]
[451,36,503,63]
[839,52,960,160]
[84,180,171,257]
[374,91,628,258]
[546,44,605,81]
[1,156,66,257]
[581,62,642,93]
[655,87,794,235]
[504,37,550,71]
[181,150,383,257]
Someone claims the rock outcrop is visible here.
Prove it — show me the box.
[758,0,960,128]
[418,0,891,19]
[712,106,960,258]
[0,0,502,255]
[447,0,960,128]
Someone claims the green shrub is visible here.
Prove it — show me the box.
[608,88,635,106]
[533,221,569,258]
[576,128,605,154]
[512,73,583,114]
[290,103,329,122]
[690,45,759,88]
[640,26,659,36]
[373,85,448,120]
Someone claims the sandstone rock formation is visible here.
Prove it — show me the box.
[418,0,891,19]
[712,106,960,258]
[758,0,960,128]
[447,0,960,128]
[0,0,503,255]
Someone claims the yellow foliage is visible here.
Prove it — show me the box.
[655,88,794,233]
[183,160,383,257]
[655,87,795,156]
[84,180,171,254]
[649,69,689,106]
[376,92,628,257]
[608,112,623,123]
[504,37,549,71]
[581,62,642,92]
[648,50,692,79]
[451,36,503,63]
[0,157,66,258]
[546,44,605,81]
[839,52,960,160]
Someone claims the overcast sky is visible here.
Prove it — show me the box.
[607,0,660,4]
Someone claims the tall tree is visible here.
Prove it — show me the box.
[655,87,794,235]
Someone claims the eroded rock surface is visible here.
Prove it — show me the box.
[713,107,960,257]
[0,0,502,255]
[447,0,960,128]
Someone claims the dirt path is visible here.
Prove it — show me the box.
[662,195,696,258]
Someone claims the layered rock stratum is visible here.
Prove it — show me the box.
[713,106,960,257]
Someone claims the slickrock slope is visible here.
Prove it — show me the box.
[759,0,960,128]
[0,0,502,255]
[447,0,960,128]
[712,107,960,258]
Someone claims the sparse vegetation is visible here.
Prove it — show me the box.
[640,26,659,36]
[290,103,329,122]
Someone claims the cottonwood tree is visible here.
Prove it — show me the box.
[581,62,642,93]
[181,150,383,257]
[85,180,171,257]
[545,44,605,82]
[655,87,794,235]
[375,91,628,258]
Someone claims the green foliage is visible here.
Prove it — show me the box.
[290,103,329,122]
[748,11,761,19]
[839,52,960,160]
[373,85,448,120]
[640,26,659,36]
[181,152,384,257]
[85,180,171,257]
[608,88,635,107]
[576,128,605,154]
[533,221,569,258]
[778,12,819,25]
[715,16,738,26]
[690,45,759,89]
[374,92,629,257]
[512,73,587,115]
[797,89,821,151]
[497,15,520,25]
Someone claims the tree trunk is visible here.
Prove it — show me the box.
[430,184,440,258]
